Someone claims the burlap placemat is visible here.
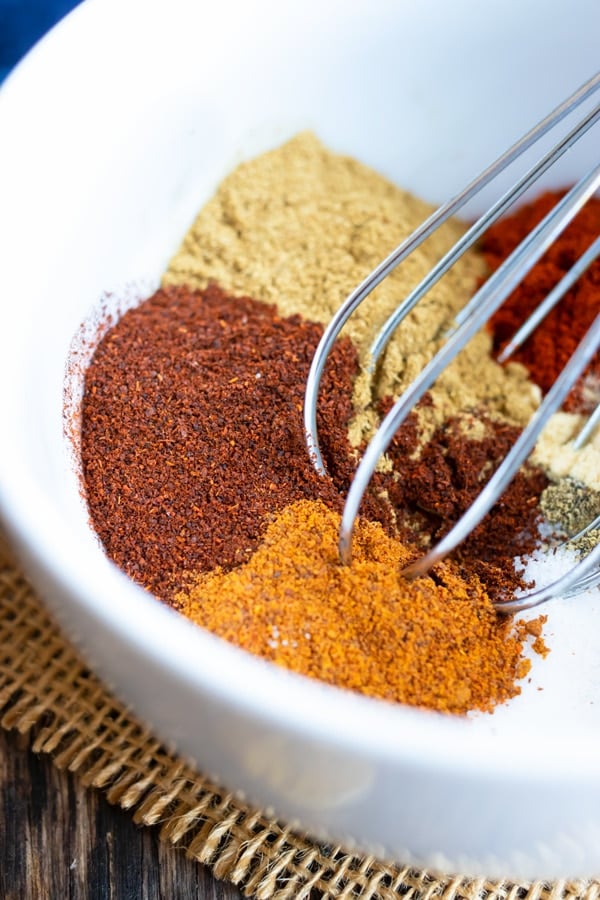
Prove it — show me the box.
[0,534,597,900]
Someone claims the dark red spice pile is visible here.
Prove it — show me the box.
[81,283,392,601]
[483,190,600,413]
[378,399,548,600]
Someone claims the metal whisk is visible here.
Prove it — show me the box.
[304,72,600,614]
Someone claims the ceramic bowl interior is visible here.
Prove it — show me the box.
[0,0,599,881]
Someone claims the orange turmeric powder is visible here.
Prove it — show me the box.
[176,499,537,715]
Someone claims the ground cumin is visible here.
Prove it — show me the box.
[164,132,539,445]
[532,411,600,491]
[176,500,534,715]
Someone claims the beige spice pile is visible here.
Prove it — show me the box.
[533,411,600,491]
[164,132,539,446]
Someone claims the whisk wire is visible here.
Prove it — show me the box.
[497,233,600,363]
[338,168,600,569]
[305,72,600,612]
[370,104,600,369]
[304,71,600,476]
[400,311,600,584]
[499,541,600,614]
[573,400,600,450]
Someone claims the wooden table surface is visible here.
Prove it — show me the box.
[0,728,243,900]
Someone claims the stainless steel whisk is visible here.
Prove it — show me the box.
[304,72,600,614]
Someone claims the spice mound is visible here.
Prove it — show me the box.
[176,500,534,715]
[484,190,600,414]
[80,283,368,601]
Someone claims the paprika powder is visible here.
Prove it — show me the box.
[484,190,600,413]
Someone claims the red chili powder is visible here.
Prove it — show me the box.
[483,190,600,412]
[379,400,548,602]
[80,284,391,601]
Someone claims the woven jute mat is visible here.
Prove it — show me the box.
[0,534,597,900]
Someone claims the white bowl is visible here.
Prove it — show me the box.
[1,0,599,880]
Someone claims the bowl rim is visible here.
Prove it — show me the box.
[0,0,599,799]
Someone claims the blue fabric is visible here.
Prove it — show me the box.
[0,0,81,83]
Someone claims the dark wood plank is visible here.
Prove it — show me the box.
[0,728,243,900]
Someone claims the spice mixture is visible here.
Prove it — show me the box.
[80,282,545,608]
[380,402,548,598]
[532,410,600,491]
[79,133,599,716]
